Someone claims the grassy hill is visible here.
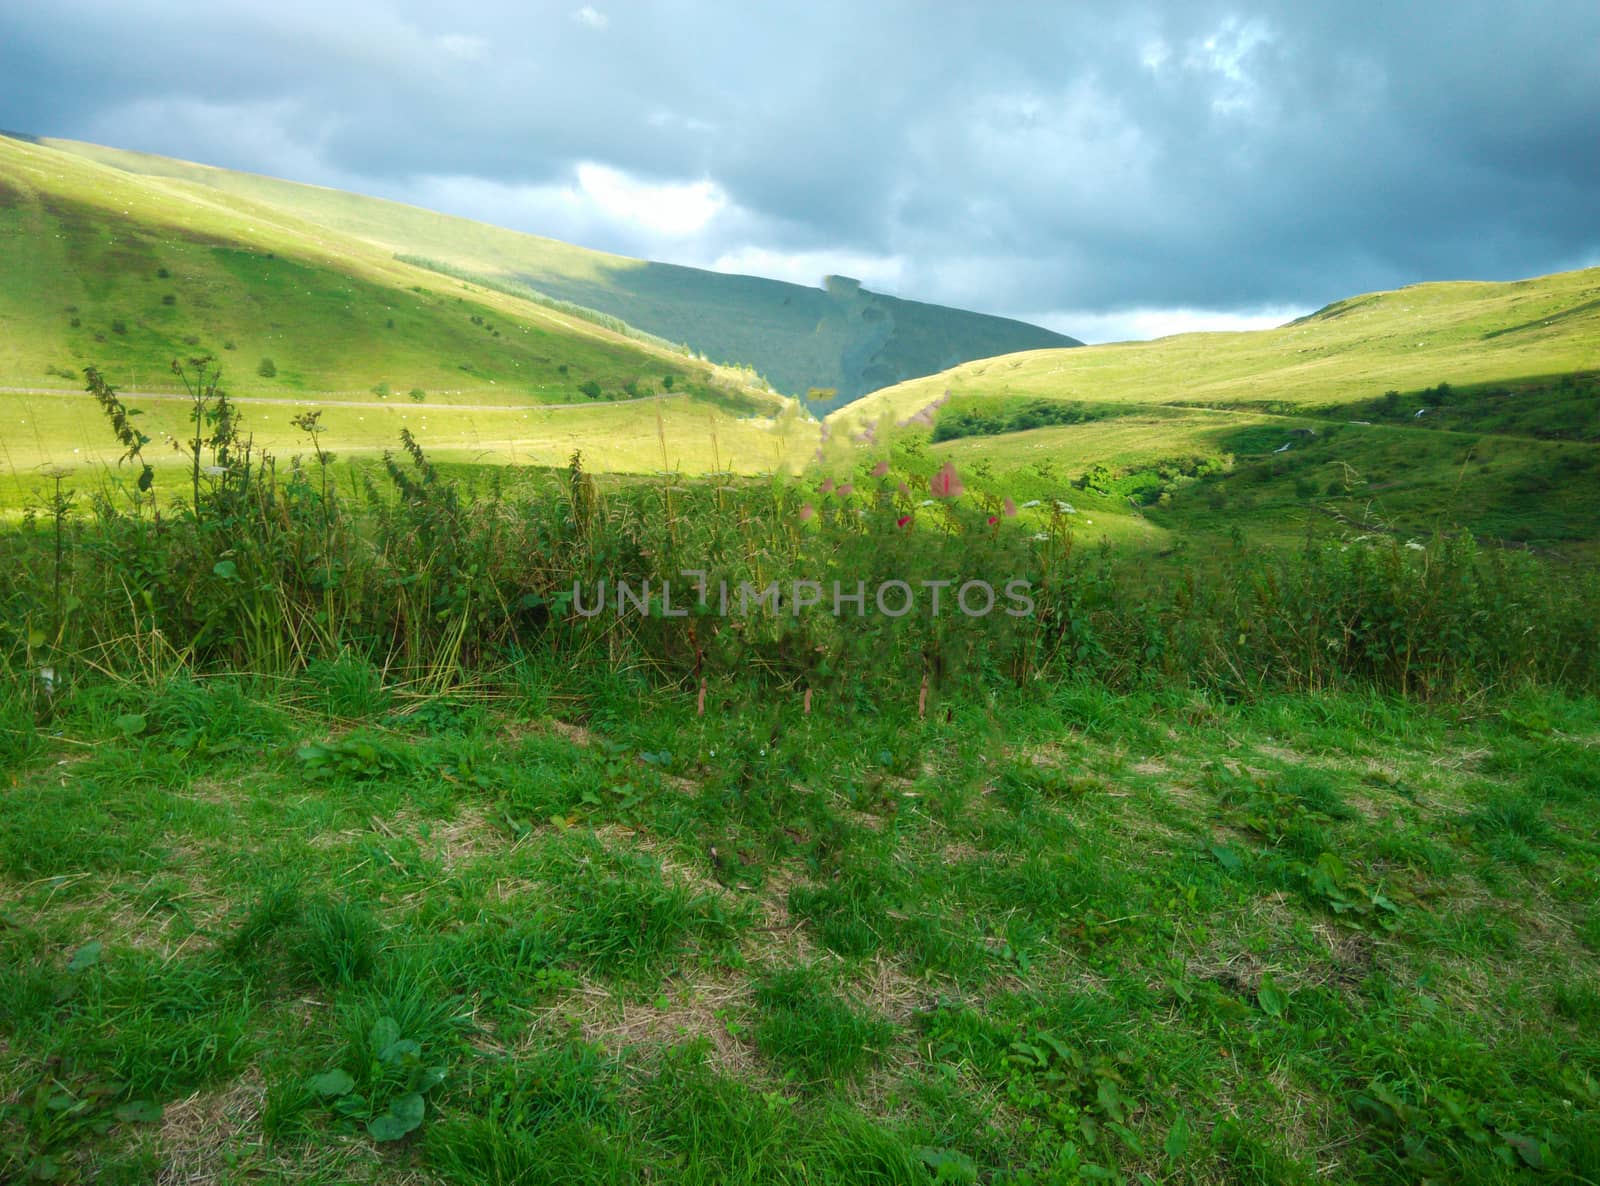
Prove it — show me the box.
[6,127,1596,558]
[835,267,1600,424]
[0,133,750,403]
[31,136,1079,409]
[830,267,1600,554]
[0,132,820,493]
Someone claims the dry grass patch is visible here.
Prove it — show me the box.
[1307,921,1382,992]
[1253,742,1315,765]
[544,974,761,1077]
[937,840,992,864]
[1183,892,1309,998]
[857,952,940,1024]
[180,778,244,806]
[306,803,508,870]
[2,864,223,962]
[544,719,594,748]
[1149,778,1207,813]
[153,1068,266,1186]
[414,802,505,869]
[591,825,727,900]
[1258,1068,1351,1180]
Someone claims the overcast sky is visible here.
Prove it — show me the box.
[3,1,1597,343]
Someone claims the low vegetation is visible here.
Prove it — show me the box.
[4,363,1596,701]
[0,354,1597,1183]
[931,399,1117,443]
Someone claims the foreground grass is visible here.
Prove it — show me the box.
[3,671,1597,1183]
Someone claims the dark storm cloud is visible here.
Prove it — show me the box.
[3,0,1597,339]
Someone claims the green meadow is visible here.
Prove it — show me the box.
[5,666,1599,1184]
[2,136,1599,1186]
[0,129,804,510]
[0,136,741,403]
[835,267,1600,425]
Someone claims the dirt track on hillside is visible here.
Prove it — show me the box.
[0,387,685,414]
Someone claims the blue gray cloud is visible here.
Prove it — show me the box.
[3,0,1597,341]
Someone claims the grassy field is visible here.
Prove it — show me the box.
[910,403,1600,553]
[8,127,1595,561]
[2,426,1598,1182]
[3,669,1598,1184]
[0,131,826,508]
[5,133,1600,1186]
[15,135,1076,409]
[0,389,812,512]
[833,268,1600,427]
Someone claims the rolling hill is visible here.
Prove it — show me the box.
[832,265,1600,427]
[829,266,1600,553]
[16,135,1079,409]
[6,129,1596,555]
[0,131,831,489]
[0,131,774,405]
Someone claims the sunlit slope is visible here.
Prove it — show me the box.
[0,133,773,408]
[832,266,1600,431]
[825,267,1600,554]
[42,136,1078,405]
[0,389,810,512]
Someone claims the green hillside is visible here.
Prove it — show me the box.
[38,137,1079,408]
[0,132,819,490]
[0,133,777,403]
[830,267,1600,554]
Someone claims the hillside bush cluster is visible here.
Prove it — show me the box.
[2,369,1596,718]
[1075,455,1231,506]
[931,399,1108,442]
